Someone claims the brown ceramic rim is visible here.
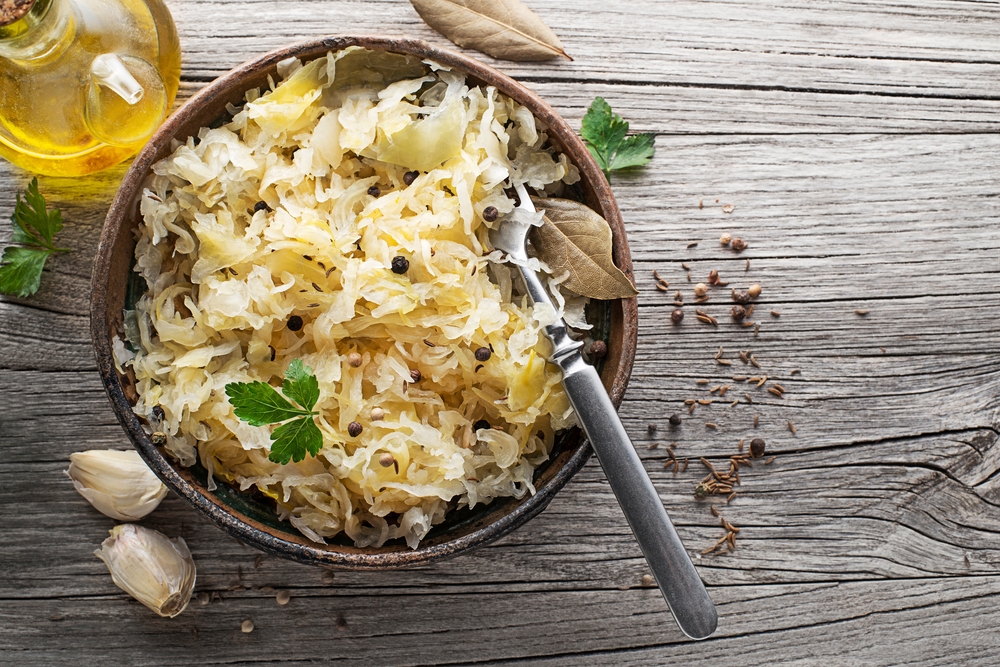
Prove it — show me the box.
[91,35,639,569]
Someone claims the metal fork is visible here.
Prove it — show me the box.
[489,183,718,641]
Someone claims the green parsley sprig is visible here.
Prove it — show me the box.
[0,178,70,297]
[580,97,655,179]
[225,359,324,465]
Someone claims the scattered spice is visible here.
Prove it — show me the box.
[705,422,718,429]
[745,258,750,271]
[482,206,499,222]
[671,308,684,324]
[694,283,708,297]
[473,419,490,431]
[754,413,759,427]
[379,452,396,468]
[732,289,751,304]
[720,233,731,246]
[347,352,363,367]
[764,456,776,465]
[409,369,422,383]
[787,420,797,434]
[588,340,607,358]
[687,241,698,248]
[287,315,304,332]
[744,392,753,403]
[748,284,761,298]
[767,388,784,398]
[641,574,654,587]
[855,309,869,316]
[370,407,385,421]
[276,590,291,606]
[474,346,492,362]
[790,369,801,375]
[722,204,735,214]
[707,269,720,284]
[403,170,420,185]
[731,305,746,321]
[697,399,713,405]
[716,358,732,365]
[151,432,167,446]
[242,620,254,633]
[347,422,363,437]
[731,238,748,252]
[750,438,766,458]
[770,310,781,317]
[669,414,682,426]
[367,185,381,198]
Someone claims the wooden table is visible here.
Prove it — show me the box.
[3,1,999,664]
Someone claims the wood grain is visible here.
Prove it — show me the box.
[1,0,999,664]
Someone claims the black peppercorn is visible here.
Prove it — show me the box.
[287,315,304,331]
[409,369,421,383]
[732,290,751,304]
[731,305,746,321]
[152,405,165,422]
[475,346,492,362]
[391,256,409,274]
[482,206,499,222]
[253,201,270,213]
[473,419,491,431]
[671,308,684,324]
[348,421,363,437]
[403,170,420,186]
[669,414,682,426]
[750,438,766,458]
[590,340,607,358]
[367,185,381,197]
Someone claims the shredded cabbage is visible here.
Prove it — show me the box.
[130,47,586,549]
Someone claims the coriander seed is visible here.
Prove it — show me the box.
[482,206,499,222]
[390,256,409,274]
[694,283,708,297]
[731,238,748,252]
[287,315,303,331]
[748,284,762,298]
[241,620,254,633]
[669,414,682,426]
[750,438,766,458]
[367,185,381,198]
[370,407,385,421]
[347,352,362,367]
[379,452,395,468]
[276,590,291,606]
[348,422,363,437]
[731,305,747,321]
[475,346,492,361]
[589,340,607,358]
[720,233,731,245]
[671,308,684,323]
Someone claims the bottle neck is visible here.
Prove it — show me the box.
[0,0,76,63]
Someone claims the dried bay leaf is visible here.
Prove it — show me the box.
[529,197,638,300]
[409,0,571,62]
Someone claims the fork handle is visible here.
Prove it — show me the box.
[558,352,718,640]
[515,264,718,640]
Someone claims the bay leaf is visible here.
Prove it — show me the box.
[409,0,571,62]
[529,196,638,300]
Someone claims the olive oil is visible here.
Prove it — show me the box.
[0,0,180,176]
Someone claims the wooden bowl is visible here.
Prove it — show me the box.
[91,36,638,569]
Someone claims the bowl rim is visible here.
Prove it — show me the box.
[91,35,638,569]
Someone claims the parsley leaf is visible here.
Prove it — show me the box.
[580,97,655,178]
[0,178,70,297]
[225,360,324,465]
[282,358,320,412]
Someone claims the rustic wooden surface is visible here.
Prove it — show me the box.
[2,0,1000,664]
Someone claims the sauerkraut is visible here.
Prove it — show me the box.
[128,47,588,549]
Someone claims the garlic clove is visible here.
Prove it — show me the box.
[66,449,168,521]
[95,524,196,618]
